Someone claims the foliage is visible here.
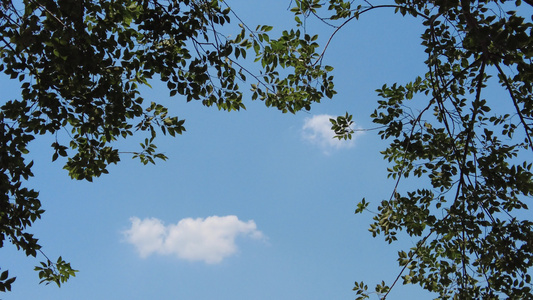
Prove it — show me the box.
[0,0,334,291]
[0,269,16,292]
[3,0,532,298]
[34,256,77,287]
[291,0,533,298]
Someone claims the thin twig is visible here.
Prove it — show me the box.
[311,5,430,67]
[382,214,450,299]
[494,62,533,150]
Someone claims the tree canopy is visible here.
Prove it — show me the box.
[0,0,334,290]
[311,0,533,298]
[1,0,533,299]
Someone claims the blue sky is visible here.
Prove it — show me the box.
[1,1,444,299]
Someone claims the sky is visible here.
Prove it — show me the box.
[0,1,468,299]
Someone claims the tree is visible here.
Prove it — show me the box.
[286,0,533,298]
[2,0,533,298]
[0,0,334,291]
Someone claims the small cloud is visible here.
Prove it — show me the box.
[302,114,360,153]
[123,215,264,264]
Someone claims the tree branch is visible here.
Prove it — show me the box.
[312,4,430,67]
[494,62,533,150]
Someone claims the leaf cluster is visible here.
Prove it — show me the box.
[34,256,78,287]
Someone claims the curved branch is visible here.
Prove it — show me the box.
[311,4,430,66]
[494,62,533,150]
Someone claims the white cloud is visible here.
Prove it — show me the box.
[302,114,360,153]
[123,215,264,264]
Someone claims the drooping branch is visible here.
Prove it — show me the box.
[494,62,533,150]
[311,4,430,67]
